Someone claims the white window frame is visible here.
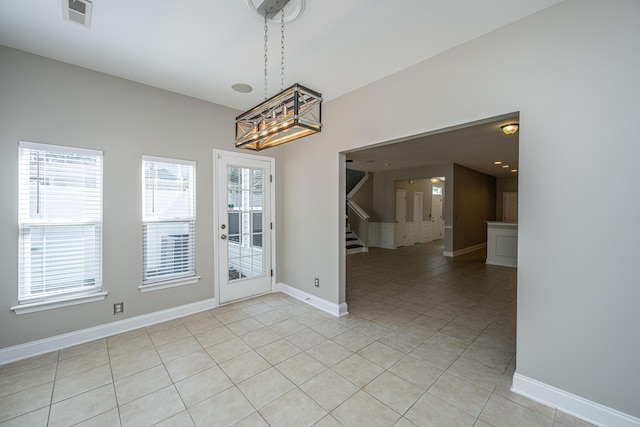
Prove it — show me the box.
[12,141,106,315]
[140,156,199,292]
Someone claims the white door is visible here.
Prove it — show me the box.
[503,192,518,223]
[214,151,274,304]
[396,189,407,247]
[431,192,443,240]
[413,191,423,243]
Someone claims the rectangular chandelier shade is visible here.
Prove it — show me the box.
[235,83,322,151]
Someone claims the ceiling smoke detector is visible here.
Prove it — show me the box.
[62,0,93,28]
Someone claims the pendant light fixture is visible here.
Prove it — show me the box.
[235,0,322,151]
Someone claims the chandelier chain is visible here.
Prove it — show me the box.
[263,14,268,100]
[281,8,285,91]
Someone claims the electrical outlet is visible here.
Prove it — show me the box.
[113,302,124,315]
[314,278,320,287]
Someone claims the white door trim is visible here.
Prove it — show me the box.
[413,191,423,243]
[213,150,276,305]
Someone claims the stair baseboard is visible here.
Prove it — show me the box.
[346,246,368,254]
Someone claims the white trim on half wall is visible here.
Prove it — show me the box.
[512,373,640,427]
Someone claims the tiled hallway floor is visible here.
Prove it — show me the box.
[0,242,594,426]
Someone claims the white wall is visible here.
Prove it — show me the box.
[273,0,640,420]
[0,46,242,348]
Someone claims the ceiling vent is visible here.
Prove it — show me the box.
[62,0,93,28]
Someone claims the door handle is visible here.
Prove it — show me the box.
[220,234,227,240]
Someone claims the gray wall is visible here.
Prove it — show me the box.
[273,0,640,418]
[345,169,365,194]
[394,179,432,223]
[1,0,640,419]
[452,164,496,251]
[0,46,244,348]
[372,165,453,224]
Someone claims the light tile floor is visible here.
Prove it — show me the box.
[0,242,595,426]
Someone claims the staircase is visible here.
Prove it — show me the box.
[346,224,366,254]
[345,169,370,255]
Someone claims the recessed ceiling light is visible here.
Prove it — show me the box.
[511,169,518,173]
[494,161,502,165]
[502,165,510,168]
[232,83,253,93]
[501,123,519,135]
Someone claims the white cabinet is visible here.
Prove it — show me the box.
[486,222,518,268]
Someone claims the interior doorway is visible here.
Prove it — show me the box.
[342,112,520,343]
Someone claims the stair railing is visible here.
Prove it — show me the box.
[346,172,371,249]
[346,199,369,250]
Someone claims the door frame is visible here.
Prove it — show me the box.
[213,149,276,306]
[395,189,407,247]
[503,191,518,223]
[431,188,444,240]
[413,191,423,243]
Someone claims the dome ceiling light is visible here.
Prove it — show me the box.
[501,123,519,135]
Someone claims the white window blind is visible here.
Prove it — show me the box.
[18,141,103,303]
[142,156,196,284]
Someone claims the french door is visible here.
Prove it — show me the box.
[214,151,274,304]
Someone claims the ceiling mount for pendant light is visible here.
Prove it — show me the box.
[245,0,306,23]
[236,0,322,151]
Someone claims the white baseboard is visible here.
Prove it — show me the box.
[444,242,487,258]
[512,373,640,427]
[278,283,348,317]
[0,298,217,365]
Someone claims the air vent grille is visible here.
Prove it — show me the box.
[62,0,92,28]
[68,0,86,14]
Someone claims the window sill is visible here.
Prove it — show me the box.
[139,275,201,293]
[11,291,109,315]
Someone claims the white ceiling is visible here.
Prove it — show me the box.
[345,114,519,177]
[0,0,555,176]
[0,0,561,111]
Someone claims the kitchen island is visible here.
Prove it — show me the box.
[486,222,518,268]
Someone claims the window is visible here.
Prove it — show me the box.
[142,156,197,289]
[17,141,103,308]
[226,166,265,281]
[432,186,442,196]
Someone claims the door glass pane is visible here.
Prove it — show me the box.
[227,165,264,282]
